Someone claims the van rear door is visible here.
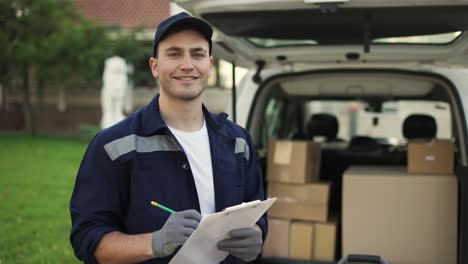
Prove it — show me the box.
[174,0,468,68]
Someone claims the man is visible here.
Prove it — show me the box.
[69,12,267,264]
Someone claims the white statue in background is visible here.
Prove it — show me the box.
[124,63,134,114]
[100,56,132,129]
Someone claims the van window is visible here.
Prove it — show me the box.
[304,100,452,143]
[261,98,285,147]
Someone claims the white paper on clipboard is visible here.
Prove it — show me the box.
[169,197,277,264]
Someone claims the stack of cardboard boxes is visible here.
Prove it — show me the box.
[342,139,457,264]
[263,140,336,261]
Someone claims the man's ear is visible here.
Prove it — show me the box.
[149,57,159,78]
[208,56,214,76]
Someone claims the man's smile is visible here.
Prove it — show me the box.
[173,76,199,81]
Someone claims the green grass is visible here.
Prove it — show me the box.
[0,134,87,264]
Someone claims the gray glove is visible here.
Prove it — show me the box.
[217,227,263,262]
[151,209,201,258]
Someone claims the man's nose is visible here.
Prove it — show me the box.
[179,54,194,70]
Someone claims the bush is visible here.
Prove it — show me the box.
[79,124,101,142]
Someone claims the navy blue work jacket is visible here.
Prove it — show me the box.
[69,95,267,264]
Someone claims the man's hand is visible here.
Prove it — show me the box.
[217,226,263,262]
[151,209,201,258]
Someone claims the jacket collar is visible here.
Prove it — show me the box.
[202,104,229,136]
[140,95,166,135]
[141,94,229,136]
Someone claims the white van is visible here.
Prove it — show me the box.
[175,1,468,263]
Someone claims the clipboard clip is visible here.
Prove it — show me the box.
[223,200,261,212]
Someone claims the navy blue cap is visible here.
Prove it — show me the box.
[152,12,213,58]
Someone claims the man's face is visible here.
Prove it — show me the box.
[149,29,213,101]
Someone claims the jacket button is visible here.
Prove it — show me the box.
[182,163,190,170]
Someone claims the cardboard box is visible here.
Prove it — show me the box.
[289,220,337,261]
[262,218,290,258]
[269,203,328,222]
[313,220,337,261]
[268,182,330,222]
[289,221,314,260]
[267,140,321,183]
[342,166,458,264]
[268,182,330,204]
[408,139,454,174]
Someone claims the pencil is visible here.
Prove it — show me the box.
[150,201,176,214]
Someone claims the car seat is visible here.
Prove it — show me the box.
[307,113,343,142]
[402,114,437,140]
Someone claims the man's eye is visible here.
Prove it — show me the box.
[167,53,179,57]
[194,53,205,58]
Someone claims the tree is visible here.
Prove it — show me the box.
[108,30,154,88]
[0,0,115,135]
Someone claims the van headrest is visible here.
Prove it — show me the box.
[402,114,437,139]
[307,113,339,140]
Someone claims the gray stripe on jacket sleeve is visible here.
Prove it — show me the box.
[235,137,250,161]
[104,134,180,161]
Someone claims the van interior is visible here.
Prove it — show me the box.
[250,70,464,263]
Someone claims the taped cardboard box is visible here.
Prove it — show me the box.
[268,182,330,222]
[268,182,330,204]
[289,221,314,260]
[267,140,321,183]
[289,219,337,261]
[269,202,328,222]
[262,218,290,258]
[314,220,337,261]
[408,139,454,174]
[342,166,457,264]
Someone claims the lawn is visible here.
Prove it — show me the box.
[0,134,87,264]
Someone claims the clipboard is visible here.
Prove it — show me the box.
[169,197,277,264]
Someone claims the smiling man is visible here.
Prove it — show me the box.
[69,12,268,264]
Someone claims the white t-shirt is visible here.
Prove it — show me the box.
[168,120,215,215]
